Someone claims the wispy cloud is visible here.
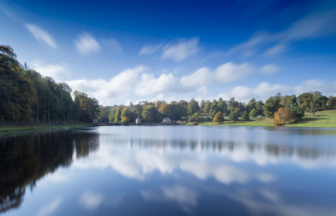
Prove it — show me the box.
[101,38,123,53]
[74,32,101,55]
[259,64,280,74]
[26,24,58,48]
[161,38,199,61]
[36,197,62,216]
[139,38,200,61]
[230,9,336,56]
[139,44,163,55]
[79,191,104,211]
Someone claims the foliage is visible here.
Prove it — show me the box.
[178,100,188,117]
[229,112,238,121]
[273,108,296,124]
[249,109,258,117]
[188,112,199,122]
[109,108,116,122]
[114,106,122,122]
[263,95,281,118]
[158,103,170,116]
[242,111,250,121]
[328,96,336,109]
[121,107,131,122]
[0,45,99,124]
[298,92,328,116]
[213,111,224,124]
[187,99,199,116]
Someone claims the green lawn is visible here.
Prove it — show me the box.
[185,109,336,128]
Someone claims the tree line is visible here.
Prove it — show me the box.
[100,92,335,124]
[0,45,99,124]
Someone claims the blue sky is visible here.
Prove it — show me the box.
[1,0,336,105]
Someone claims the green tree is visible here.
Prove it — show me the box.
[242,111,250,121]
[121,107,131,122]
[203,100,212,115]
[178,100,188,117]
[328,96,336,109]
[247,98,256,113]
[255,100,264,116]
[114,106,122,122]
[109,108,116,122]
[229,112,238,121]
[218,98,228,116]
[189,112,199,122]
[187,99,199,116]
[249,109,258,117]
[210,99,219,117]
[263,95,281,118]
[298,92,328,116]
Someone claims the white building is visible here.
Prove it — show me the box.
[162,117,171,123]
[136,118,141,125]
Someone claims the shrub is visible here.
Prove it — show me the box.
[213,111,224,124]
[273,107,296,124]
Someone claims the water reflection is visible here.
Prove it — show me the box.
[1,126,336,216]
[0,131,99,214]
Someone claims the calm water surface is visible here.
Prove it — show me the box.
[1,126,336,216]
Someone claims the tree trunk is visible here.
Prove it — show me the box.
[311,103,315,116]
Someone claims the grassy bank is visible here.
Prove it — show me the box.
[0,123,91,137]
[184,109,336,128]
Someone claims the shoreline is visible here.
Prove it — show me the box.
[0,124,92,138]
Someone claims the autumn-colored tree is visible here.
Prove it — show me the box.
[213,111,224,124]
[121,107,131,122]
[114,106,122,122]
[158,103,170,117]
[273,108,296,125]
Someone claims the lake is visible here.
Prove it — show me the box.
[1,126,336,216]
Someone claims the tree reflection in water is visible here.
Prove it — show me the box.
[0,131,99,214]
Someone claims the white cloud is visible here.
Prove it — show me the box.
[79,191,104,211]
[264,44,287,56]
[259,64,280,74]
[67,65,146,104]
[74,32,101,55]
[30,60,70,81]
[139,38,199,61]
[67,62,251,105]
[219,82,291,102]
[162,38,199,61]
[219,79,336,103]
[141,185,198,213]
[139,44,162,55]
[230,9,336,56]
[101,38,123,53]
[36,197,62,216]
[26,24,58,49]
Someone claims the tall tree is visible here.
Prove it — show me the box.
[263,94,281,118]
[187,99,199,116]
[298,92,328,116]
